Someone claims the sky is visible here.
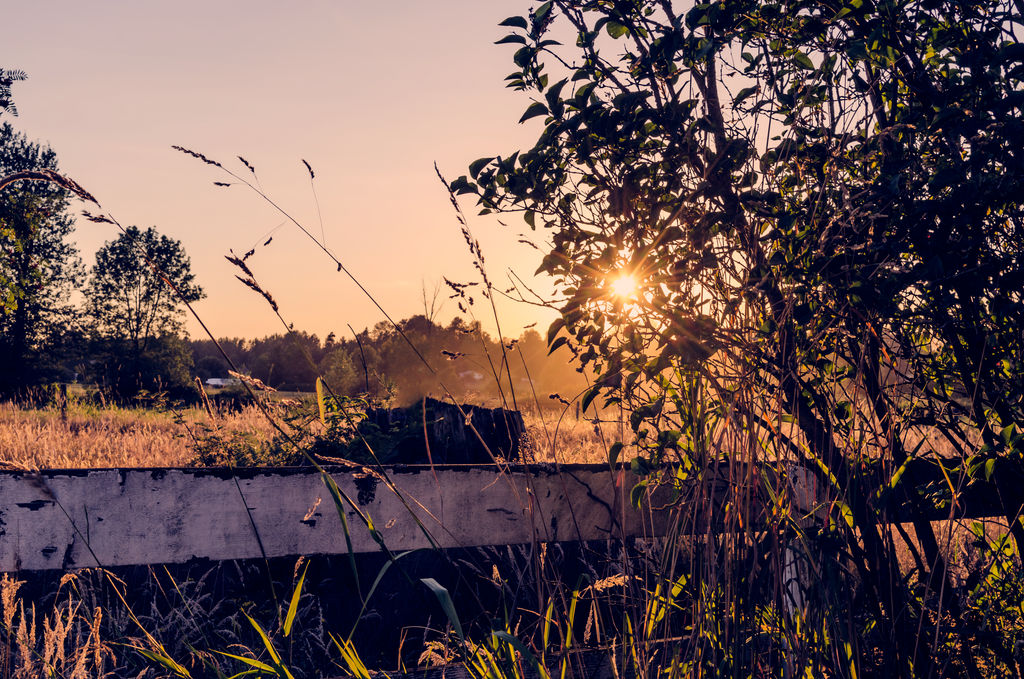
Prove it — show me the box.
[3,0,555,341]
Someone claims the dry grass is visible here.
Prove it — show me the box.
[521,410,623,464]
[0,574,114,679]
[0,401,276,469]
[0,398,617,468]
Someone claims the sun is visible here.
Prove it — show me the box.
[609,273,639,300]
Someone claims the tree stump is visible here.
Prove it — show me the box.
[363,398,525,464]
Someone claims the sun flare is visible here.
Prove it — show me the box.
[609,273,639,300]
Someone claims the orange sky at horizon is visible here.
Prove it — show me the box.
[3,0,558,342]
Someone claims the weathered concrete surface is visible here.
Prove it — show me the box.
[0,464,666,572]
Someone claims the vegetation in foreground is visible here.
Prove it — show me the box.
[440,0,1024,674]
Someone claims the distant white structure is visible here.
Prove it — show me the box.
[205,377,241,388]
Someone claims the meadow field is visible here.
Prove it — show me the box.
[0,397,612,469]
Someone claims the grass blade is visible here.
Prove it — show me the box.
[316,376,328,426]
[284,561,309,638]
[347,550,416,642]
[493,630,550,679]
[243,611,294,679]
[133,646,193,678]
[214,649,277,673]
[331,632,390,679]
[322,471,363,597]
[421,578,466,647]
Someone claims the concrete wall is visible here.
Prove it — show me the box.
[0,464,666,572]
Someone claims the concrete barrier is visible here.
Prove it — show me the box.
[0,464,666,572]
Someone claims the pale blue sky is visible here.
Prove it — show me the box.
[3,1,553,339]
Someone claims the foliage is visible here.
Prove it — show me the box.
[451,0,1024,675]
[86,225,203,346]
[0,68,26,118]
[87,334,196,399]
[85,225,204,398]
[961,523,1024,671]
[187,407,303,467]
[0,122,83,392]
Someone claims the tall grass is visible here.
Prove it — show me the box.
[0,398,612,468]
[0,400,274,468]
[0,573,113,679]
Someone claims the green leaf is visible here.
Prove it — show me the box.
[548,336,568,355]
[546,317,565,345]
[837,500,855,529]
[544,78,568,117]
[734,85,759,105]
[519,101,549,123]
[514,46,535,68]
[331,634,378,679]
[421,578,466,646]
[630,481,647,507]
[581,385,600,413]
[448,175,477,195]
[631,456,653,476]
[608,442,623,467]
[321,472,362,597]
[574,81,597,103]
[793,52,815,70]
[345,551,415,643]
[283,561,309,637]
[887,455,912,490]
[468,157,494,179]
[606,20,628,38]
[534,1,553,22]
[495,34,527,46]
[498,16,528,29]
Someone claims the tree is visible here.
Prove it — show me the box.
[319,345,361,396]
[457,0,1024,675]
[85,225,204,396]
[0,122,82,392]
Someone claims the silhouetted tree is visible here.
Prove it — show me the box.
[85,225,203,397]
[0,123,82,393]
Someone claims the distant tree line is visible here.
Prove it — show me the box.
[190,316,589,408]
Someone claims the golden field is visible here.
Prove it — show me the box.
[0,400,612,469]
